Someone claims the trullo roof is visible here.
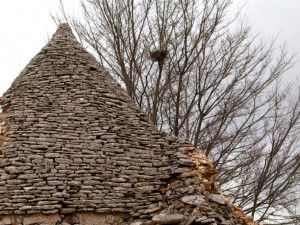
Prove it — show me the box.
[0,24,256,225]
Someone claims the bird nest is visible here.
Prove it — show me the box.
[150,50,168,62]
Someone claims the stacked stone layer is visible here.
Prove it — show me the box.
[0,24,256,225]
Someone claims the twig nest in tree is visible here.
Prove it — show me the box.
[150,49,168,62]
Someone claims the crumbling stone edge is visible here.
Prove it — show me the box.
[0,101,9,157]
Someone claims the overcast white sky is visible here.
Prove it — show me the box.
[0,0,299,96]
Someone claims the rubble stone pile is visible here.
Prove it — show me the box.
[0,24,257,225]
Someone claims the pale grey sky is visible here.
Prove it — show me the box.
[0,0,299,95]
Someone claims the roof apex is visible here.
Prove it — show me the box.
[50,23,76,42]
[55,23,74,35]
[58,22,72,29]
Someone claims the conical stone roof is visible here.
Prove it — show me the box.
[0,24,256,225]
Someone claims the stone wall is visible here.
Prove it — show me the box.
[0,212,125,225]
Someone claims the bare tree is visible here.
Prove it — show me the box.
[53,0,300,223]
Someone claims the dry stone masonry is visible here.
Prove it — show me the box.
[0,24,257,225]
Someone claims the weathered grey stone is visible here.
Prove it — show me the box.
[130,222,143,225]
[45,153,60,158]
[195,217,216,223]
[47,181,63,186]
[152,213,185,224]
[185,216,196,225]
[4,166,19,174]
[181,195,206,206]
[52,192,70,198]
[19,206,32,211]
[208,194,226,205]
